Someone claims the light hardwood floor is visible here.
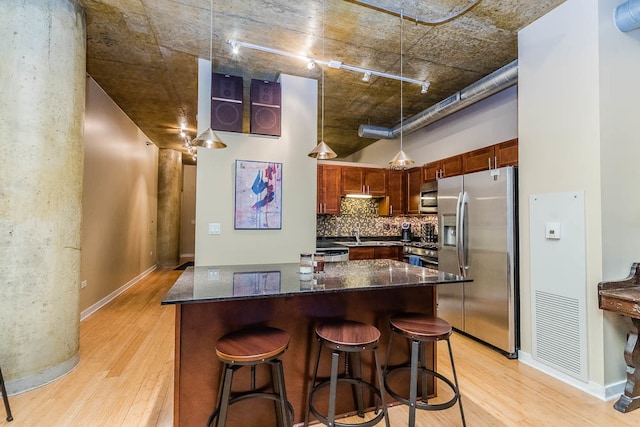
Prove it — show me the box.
[2,266,640,426]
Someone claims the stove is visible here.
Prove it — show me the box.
[403,241,438,268]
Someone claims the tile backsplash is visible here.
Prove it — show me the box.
[317,198,437,239]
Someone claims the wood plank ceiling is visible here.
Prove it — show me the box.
[79,0,565,159]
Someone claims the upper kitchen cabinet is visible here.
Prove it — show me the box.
[364,168,387,196]
[424,161,441,182]
[441,155,463,178]
[425,155,463,181]
[341,167,365,195]
[341,166,387,197]
[406,166,424,214]
[463,139,519,173]
[495,138,518,167]
[379,169,405,216]
[317,164,341,214]
[463,146,496,174]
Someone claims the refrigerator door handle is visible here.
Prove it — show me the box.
[455,191,464,276]
[459,191,469,276]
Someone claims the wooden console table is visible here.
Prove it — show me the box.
[598,262,640,413]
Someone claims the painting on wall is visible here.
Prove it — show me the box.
[234,159,282,230]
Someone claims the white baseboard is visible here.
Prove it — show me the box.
[80,264,157,321]
[518,350,626,402]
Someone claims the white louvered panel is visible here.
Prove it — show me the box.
[534,290,583,376]
[530,192,588,382]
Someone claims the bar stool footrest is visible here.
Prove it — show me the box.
[309,378,385,427]
[207,391,294,427]
[384,366,459,411]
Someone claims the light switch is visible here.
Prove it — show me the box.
[208,223,221,235]
[545,222,561,240]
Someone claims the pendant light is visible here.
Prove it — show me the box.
[308,0,337,160]
[389,8,414,168]
[192,0,226,149]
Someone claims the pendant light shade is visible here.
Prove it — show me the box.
[389,8,415,168]
[389,149,414,167]
[308,0,338,160]
[308,140,337,159]
[196,0,226,150]
[192,128,227,149]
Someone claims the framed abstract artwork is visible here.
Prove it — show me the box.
[234,160,282,230]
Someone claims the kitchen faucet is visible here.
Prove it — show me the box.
[353,227,361,244]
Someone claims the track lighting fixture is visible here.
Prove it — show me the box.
[227,39,429,92]
[362,72,371,82]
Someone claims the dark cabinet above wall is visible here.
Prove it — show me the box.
[341,167,387,196]
[463,139,518,173]
[317,164,341,214]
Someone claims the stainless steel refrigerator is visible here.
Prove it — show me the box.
[437,166,519,358]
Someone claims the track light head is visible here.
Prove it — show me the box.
[362,72,371,82]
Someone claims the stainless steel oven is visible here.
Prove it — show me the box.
[403,243,438,268]
[419,181,438,214]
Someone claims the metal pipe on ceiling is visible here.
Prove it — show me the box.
[615,0,640,32]
[358,59,518,140]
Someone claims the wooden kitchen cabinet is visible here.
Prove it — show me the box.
[341,166,387,196]
[317,164,341,214]
[379,169,405,216]
[348,246,403,261]
[341,167,365,195]
[364,168,387,196]
[495,138,518,167]
[406,166,424,214]
[424,155,463,180]
[462,139,518,173]
[463,146,495,173]
[441,154,463,178]
[424,161,441,182]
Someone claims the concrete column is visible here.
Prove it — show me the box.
[157,149,183,267]
[0,0,86,393]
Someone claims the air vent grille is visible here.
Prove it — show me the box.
[534,290,585,378]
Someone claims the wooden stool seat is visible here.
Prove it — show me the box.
[315,320,381,349]
[208,326,292,427]
[385,314,465,426]
[390,313,452,341]
[216,326,290,363]
[305,320,390,427]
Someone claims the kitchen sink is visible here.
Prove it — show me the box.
[335,241,397,247]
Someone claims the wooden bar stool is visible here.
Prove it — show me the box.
[0,365,13,422]
[305,320,390,427]
[207,326,293,427]
[384,313,465,426]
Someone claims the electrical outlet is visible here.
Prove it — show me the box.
[208,269,219,280]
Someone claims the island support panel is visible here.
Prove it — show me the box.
[173,286,435,426]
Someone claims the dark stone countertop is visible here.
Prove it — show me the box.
[161,259,470,305]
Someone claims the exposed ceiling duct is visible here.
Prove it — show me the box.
[358,59,518,140]
[615,0,640,32]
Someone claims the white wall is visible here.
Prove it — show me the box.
[519,0,640,397]
[195,62,317,265]
[597,0,640,384]
[81,78,159,313]
[343,85,518,165]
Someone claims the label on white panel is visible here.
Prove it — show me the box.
[545,222,561,239]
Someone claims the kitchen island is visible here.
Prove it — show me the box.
[162,259,470,426]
